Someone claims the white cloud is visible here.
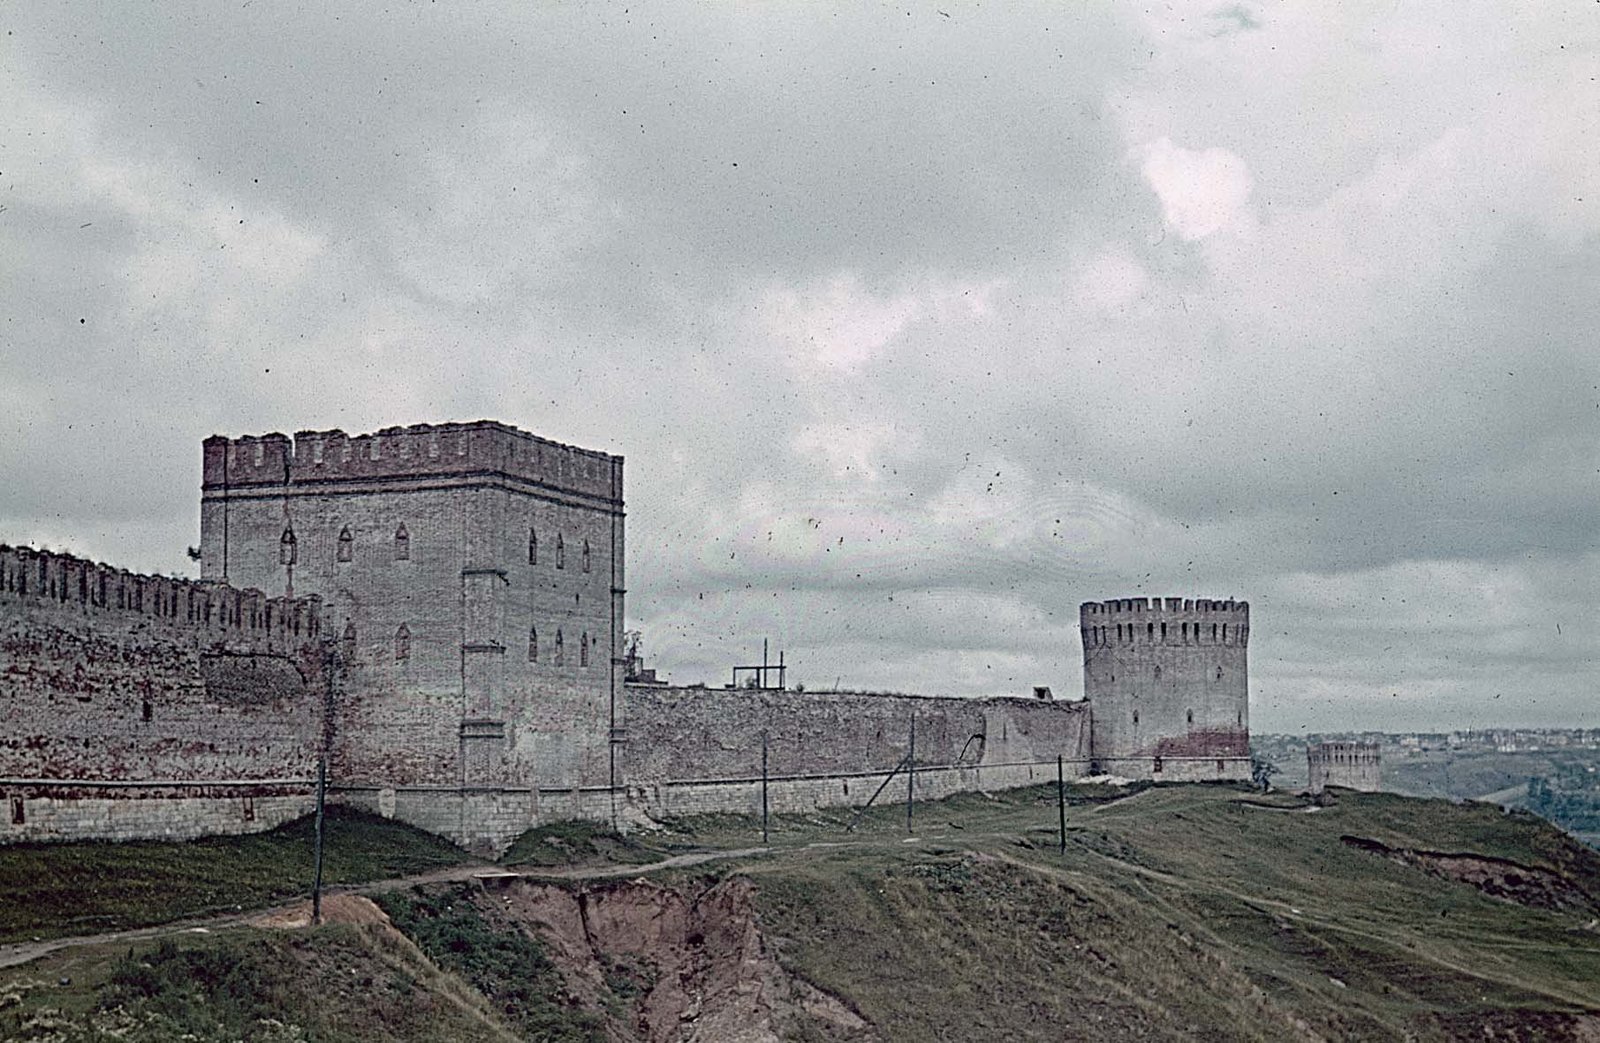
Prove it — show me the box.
[1138,137,1254,240]
[759,273,923,374]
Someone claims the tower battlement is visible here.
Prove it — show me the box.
[0,544,321,652]
[1080,597,1248,621]
[1080,597,1249,648]
[202,420,622,504]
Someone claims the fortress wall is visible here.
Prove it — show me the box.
[621,684,1091,817]
[621,761,1076,821]
[0,546,328,843]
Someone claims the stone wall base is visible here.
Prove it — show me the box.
[1094,755,1251,783]
[1,786,314,844]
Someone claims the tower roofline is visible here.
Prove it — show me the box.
[202,420,623,504]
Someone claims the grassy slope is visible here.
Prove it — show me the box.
[747,785,1600,1041]
[498,819,668,868]
[0,924,519,1042]
[3,785,1598,1041]
[0,808,472,943]
[373,883,604,1042]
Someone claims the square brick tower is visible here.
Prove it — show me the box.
[200,422,624,848]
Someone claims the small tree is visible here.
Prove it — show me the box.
[1250,756,1279,793]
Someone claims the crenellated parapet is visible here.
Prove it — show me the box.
[0,544,322,654]
[1079,596,1249,648]
[202,420,622,504]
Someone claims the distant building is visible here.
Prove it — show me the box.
[1307,741,1381,794]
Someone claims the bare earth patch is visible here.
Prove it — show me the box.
[1342,835,1600,915]
[488,875,877,1042]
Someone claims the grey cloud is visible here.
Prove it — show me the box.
[4,1,1597,733]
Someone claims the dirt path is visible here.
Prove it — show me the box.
[0,845,786,971]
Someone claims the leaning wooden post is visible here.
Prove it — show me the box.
[311,757,326,925]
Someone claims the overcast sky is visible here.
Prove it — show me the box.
[3,2,1596,733]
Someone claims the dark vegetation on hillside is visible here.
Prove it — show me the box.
[0,808,470,943]
[373,883,603,1042]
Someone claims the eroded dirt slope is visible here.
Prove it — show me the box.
[479,875,876,1043]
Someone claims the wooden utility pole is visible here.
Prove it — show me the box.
[906,713,916,833]
[1057,754,1067,855]
[311,757,326,925]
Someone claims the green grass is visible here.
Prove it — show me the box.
[5,783,1600,1040]
[0,808,473,943]
[374,883,603,1042]
[498,819,667,868]
[0,924,519,1042]
[744,784,1600,1040]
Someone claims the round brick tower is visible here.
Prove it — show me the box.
[1080,597,1250,781]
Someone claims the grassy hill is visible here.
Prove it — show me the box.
[2,784,1598,1040]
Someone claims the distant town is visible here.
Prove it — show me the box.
[1256,729,1600,848]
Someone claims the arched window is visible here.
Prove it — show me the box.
[1153,665,1162,681]
[1147,622,1154,639]
[582,539,591,573]
[279,527,297,565]
[528,528,538,565]
[343,621,356,647]
[555,628,565,665]
[1221,623,1228,643]
[1212,623,1218,641]
[580,631,589,667]
[394,624,411,660]
[337,526,353,562]
[1153,755,1163,774]
[528,627,539,662]
[1132,710,1140,726]
[1187,708,1194,724]
[556,534,565,569]
[1216,666,1224,681]
[394,524,410,561]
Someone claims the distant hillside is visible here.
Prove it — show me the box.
[3,785,1598,1041]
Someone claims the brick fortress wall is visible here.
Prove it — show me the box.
[3,418,1262,853]
[619,684,1091,818]
[0,546,330,842]
[199,422,625,851]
